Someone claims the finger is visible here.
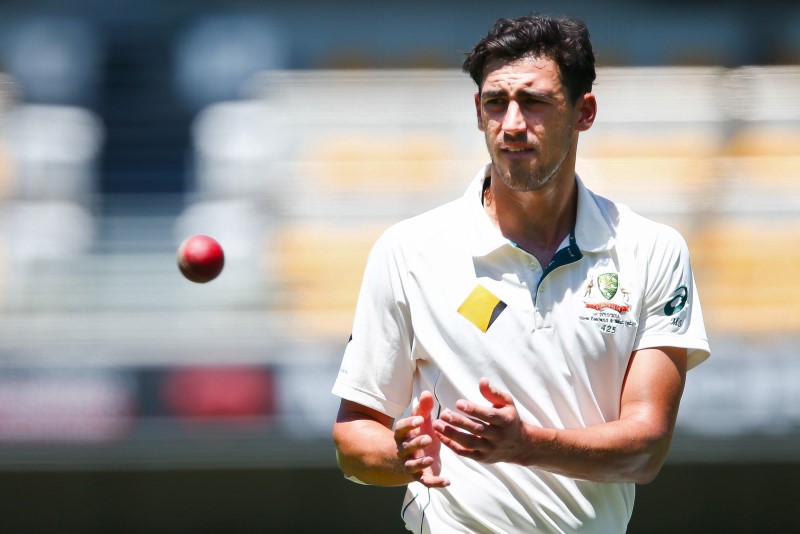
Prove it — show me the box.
[479,378,513,408]
[397,433,433,459]
[454,399,504,426]
[436,430,483,461]
[417,473,451,488]
[413,391,435,418]
[403,454,435,473]
[434,421,485,451]
[394,415,425,439]
[439,409,487,435]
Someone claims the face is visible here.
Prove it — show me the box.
[475,55,589,192]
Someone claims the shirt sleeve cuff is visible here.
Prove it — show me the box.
[331,381,409,419]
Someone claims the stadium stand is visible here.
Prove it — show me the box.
[188,67,800,340]
[688,219,800,335]
[186,70,485,334]
[271,221,386,337]
[0,13,798,479]
[0,3,798,530]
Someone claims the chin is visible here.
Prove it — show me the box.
[498,168,551,192]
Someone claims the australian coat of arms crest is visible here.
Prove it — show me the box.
[583,272,630,312]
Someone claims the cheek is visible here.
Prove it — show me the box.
[483,118,505,136]
[476,107,493,132]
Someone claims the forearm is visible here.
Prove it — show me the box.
[514,347,687,484]
[333,418,413,486]
[517,417,673,484]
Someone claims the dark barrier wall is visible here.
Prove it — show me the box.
[0,464,797,533]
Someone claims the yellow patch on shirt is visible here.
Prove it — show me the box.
[458,285,507,332]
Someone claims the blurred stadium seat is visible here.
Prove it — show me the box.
[3,104,103,203]
[716,126,800,216]
[0,16,103,107]
[0,103,101,273]
[688,219,800,335]
[271,221,386,337]
[237,68,487,215]
[173,13,289,112]
[0,201,96,260]
[577,67,726,230]
[0,76,14,203]
[722,66,800,122]
[189,100,290,206]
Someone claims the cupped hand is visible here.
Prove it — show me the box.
[394,391,450,487]
[433,378,527,464]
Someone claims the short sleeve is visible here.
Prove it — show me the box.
[633,226,710,370]
[331,227,416,418]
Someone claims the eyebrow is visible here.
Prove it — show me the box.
[481,88,555,101]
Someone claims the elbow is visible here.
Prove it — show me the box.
[631,457,664,485]
[332,421,375,481]
[331,423,389,486]
[628,436,672,484]
[334,448,359,480]
[332,438,368,484]
[335,449,356,479]
[332,423,356,477]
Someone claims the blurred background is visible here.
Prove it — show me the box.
[0,0,797,532]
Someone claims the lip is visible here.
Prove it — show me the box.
[501,146,534,156]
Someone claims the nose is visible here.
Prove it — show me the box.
[502,101,525,134]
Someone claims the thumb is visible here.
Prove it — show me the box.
[479,378,512,408]
[413,391,435,419]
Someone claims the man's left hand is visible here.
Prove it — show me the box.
[433,377,528,464]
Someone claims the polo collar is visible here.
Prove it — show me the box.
[466,165,616,257]
[573,173,616,254]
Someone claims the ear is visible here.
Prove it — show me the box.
[575,92,597,132]
[474,92,485,132]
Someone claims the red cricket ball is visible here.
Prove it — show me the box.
[177,235,225,283]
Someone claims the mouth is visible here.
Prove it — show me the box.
[501,146,534,155]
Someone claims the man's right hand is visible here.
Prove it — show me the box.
[394,391,450,488]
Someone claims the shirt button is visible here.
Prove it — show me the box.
[528,262,537,270]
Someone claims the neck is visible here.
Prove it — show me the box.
[483,170,578,266]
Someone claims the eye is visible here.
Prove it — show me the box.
[522,98,546,109]
[482,98,507,111]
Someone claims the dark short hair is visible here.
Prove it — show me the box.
[463,14,596,103]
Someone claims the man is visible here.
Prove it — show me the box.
[332,13,710,534]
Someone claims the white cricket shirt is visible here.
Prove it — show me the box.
[332,165,710,533]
